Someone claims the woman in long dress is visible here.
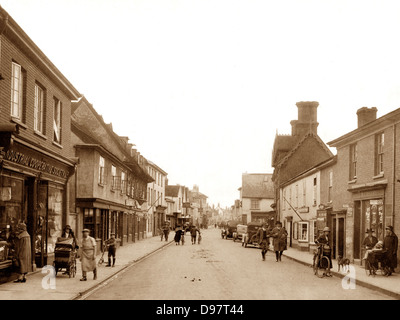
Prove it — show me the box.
[13,223,31,283]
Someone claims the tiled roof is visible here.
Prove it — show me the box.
[242,174,274,199]
[165,185,181,197]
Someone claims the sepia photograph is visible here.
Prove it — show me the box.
[0,0,397,310]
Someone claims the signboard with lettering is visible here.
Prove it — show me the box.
[4,143,71,179]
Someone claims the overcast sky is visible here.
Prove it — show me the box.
[3,0,400,207]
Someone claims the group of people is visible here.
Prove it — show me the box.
[256,221,288,262]
[173,225,201,245]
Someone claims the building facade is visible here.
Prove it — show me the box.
[0,8,81,272]
[71,97,153,253]
[239,173,275,225]
[145,160,167,237]
[328,107,400,264]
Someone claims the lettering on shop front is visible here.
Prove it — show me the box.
[5,149,69,179]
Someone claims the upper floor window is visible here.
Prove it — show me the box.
[11,62,25,121]
[375,133,384,175]
[34,83,45,134]
[111,165,121,190]
[99,156,105,185]
[121,171,126,194]
[328,171,333,202]
[313,177,317,206]
[251,199,260,210]
[350,143,357,180]
[53,97,62,144]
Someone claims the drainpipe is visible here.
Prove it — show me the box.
[393,123,396,229]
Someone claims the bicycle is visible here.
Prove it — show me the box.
[312,245,332,278]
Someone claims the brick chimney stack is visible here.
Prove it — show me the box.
[357,107,377,128]
[291,101,319,137]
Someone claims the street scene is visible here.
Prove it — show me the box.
[0,0,399,306]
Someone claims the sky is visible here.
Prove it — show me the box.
[2,0,400,208]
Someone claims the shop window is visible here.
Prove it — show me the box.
[364,200,384,240]
[47,186,63,254]
[293,222,298,240]
[84,208,95,236]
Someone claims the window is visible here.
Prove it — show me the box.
[295,184,298,208]
[34,83,45,134]
[310,220,317,243]
[99,156,105,185]
[111,165,121,190]
[251,199,260,210]
[350,143,357,180]
[289,187,292,209]
[83,208,95,236]
[53,97,62,144]
[293,222,298,240]
[375,133,384,175]
[313,177,317,206]
[298,221,309,242]
[11,62,25,120]
[121,171,126,194]
[328,171,333,202]
[148,187,151,205]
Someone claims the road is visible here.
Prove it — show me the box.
[86,228,392,300]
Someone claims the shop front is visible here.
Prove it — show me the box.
[0,137,74,272]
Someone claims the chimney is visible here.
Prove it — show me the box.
[291,101,319,137]
[357,107,377,128]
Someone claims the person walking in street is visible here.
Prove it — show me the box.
[162,223,170,242]
[316,227,333,276]
[257,223,270,261]
[174,226,183,245]
[383,225,398,275]
[105,232,117,267]
[13,223,31,283]
[80,229,97,281]
[190,225,200,245]
[271,221,288,262]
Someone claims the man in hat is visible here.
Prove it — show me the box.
[257,223,270,261]
[80,229,97,281]
[271,221,288,262]
[105,232,117,267]
[383,225,398,275]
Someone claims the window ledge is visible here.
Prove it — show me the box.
[348,179,357,184]
[373,173,384,180]
[52,141,63,149]
[11,117,28,129]
[34,130,47,140]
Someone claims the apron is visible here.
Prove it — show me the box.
[81,237,96,272]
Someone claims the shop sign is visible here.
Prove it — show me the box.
[370,199,383,205]
[5,148,69,179]
[298,207,309,213]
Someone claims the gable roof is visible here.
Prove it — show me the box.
[272,135,297,167]
[242,173,274,199]
[276,132,333,169]
[165,185,181,198]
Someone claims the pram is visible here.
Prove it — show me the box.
[365,250,391,276]
[53,238,77,278]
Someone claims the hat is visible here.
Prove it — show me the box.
[323,227,330,232]
[65,225,71,230]
[82,228,90,233]
[366,228,374,233]
[17,223,27,232]
[386,225,394,232]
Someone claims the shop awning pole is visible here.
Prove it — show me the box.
[282,195,304,221]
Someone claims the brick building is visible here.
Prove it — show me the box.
[328,107,400,264]
[0,7,80,273]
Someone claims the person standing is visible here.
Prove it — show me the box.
[257,224,270,261]
[316,227,333,276]
[13,223,31,283]
[162,224,170,242]
[80,229,97,281]
[174,226,183,245]
[271,221,288,262]
[190,226,200,245]
[105,232,117,267]
[383,225,398,275]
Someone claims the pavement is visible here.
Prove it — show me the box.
[0,234,174,300]
[283,246,400,299]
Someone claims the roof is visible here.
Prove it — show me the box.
[271,135,297,167]
[241,173,274,199]
[165,185,181,198]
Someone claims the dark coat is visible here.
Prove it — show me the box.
[15,231,31,274]
[174,230,183,242]
[257,228,269,245]
[362,236,378,250]
[271,227,287,252]
[383,233,398,269]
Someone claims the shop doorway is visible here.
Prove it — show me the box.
[332,215,345,259]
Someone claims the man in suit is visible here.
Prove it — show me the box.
[383,225,398,275]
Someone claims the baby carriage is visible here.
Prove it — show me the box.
[53,238,77,278]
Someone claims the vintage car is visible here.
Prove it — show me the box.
[242,222,263,247]
[222,220,240,239]
[233,224,247,242]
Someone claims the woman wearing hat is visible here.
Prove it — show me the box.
[316,227,333,276]
[13,223,31,283]
[61,225,78,248]
[271,221,288,262]
[362,229,378,254]
[80,229,97,281]
[383,225,398,275]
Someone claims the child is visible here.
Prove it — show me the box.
[363,240,383,260]
[105,233,117,267]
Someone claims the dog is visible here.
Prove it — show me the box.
[337,255,351,273]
